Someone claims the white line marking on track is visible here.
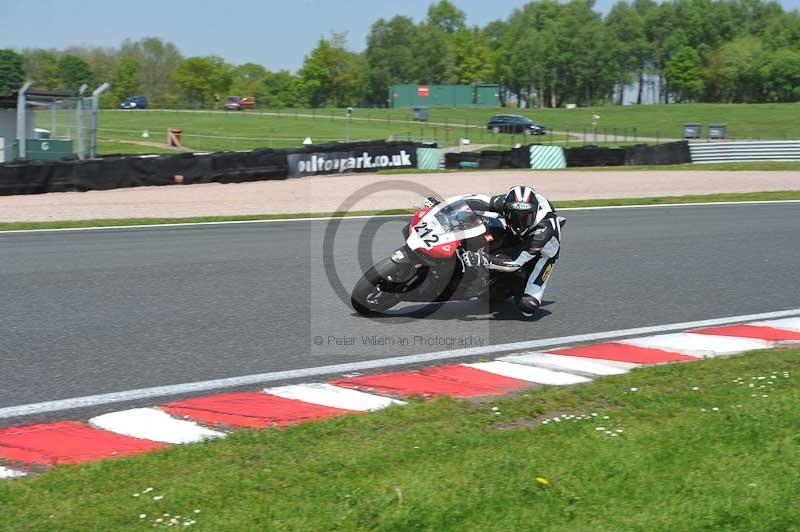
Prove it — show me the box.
[89,407,225,444]
[1,308,799,420]
[1,200,798,235]
[264,383,405,411]
[621,333,771,358]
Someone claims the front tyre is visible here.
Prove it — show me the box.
[351,267,401,316]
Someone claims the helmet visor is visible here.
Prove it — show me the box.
[507,209,536,233]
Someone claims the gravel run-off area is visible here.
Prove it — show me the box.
[0,170,798,222]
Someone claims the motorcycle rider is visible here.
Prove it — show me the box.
[462,185,562,317]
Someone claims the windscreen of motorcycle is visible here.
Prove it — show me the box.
[406,198,486,254]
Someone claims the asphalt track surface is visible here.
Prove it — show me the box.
[1,203,799,424]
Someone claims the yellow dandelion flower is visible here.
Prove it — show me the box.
[536,477,550,486]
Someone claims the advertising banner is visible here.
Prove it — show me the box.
[287,146,416,177]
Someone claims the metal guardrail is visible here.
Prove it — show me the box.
[689,141,800,163]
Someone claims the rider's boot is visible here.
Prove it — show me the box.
[517,295,541,318]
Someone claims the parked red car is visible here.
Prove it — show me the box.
[224,96,256,110]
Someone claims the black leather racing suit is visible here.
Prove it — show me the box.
[465,193,562,315]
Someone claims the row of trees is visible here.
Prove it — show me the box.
[0,38,183,106]
[2,0,799,107]
[605,0,800,104]
[364,0,800,106]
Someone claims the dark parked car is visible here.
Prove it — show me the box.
[119,96,148,109]
[486,114,546,135]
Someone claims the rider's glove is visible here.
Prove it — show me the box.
[461,250,489,268]
[481,251,523,272]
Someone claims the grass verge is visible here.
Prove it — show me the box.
[1,191,799,232]
[574,161,800,171]
[379,161,800,174]
[1,348,798,531]
[553,190,800,207]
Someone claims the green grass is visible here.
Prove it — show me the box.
[411,102,800,141]
[96,140,181,155]
[1,191,798,232]
[69,109,547,153]
[379,158,800,173]
[2,348,798,531]
[36,103,800,156]
[552,190,800,207]
[168,103,800,141]
[579,161,800,171]
[0,210,414,232]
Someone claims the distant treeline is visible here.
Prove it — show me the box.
[1,0,799,108]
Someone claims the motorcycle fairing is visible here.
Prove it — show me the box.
[406,196,487,259]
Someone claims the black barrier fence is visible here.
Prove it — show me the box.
[624,141,691,166]
[441,141,691,170]
[0,140,691,197]
[476,150,504,169]
[506,145,532,169]
[444,151,480,169]
[0,141,427,196]
[0,162,51,195]
[563,145,627,167]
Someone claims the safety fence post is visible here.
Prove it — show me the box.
[76,84,88,159]
[89,82,110,158]
[16,81,32,159]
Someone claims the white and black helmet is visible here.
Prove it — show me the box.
[502,185,539,236]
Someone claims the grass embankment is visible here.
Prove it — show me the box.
[35,103,800,155]
[1,191,798,232]
[1,348,798,530]
[413,102,800,141]
[44,109,541,153]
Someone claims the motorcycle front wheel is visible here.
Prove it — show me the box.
[351,266,402,316]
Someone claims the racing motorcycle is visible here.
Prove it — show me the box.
[351,195,520,316]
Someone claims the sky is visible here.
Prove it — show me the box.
[2,0,800,72]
